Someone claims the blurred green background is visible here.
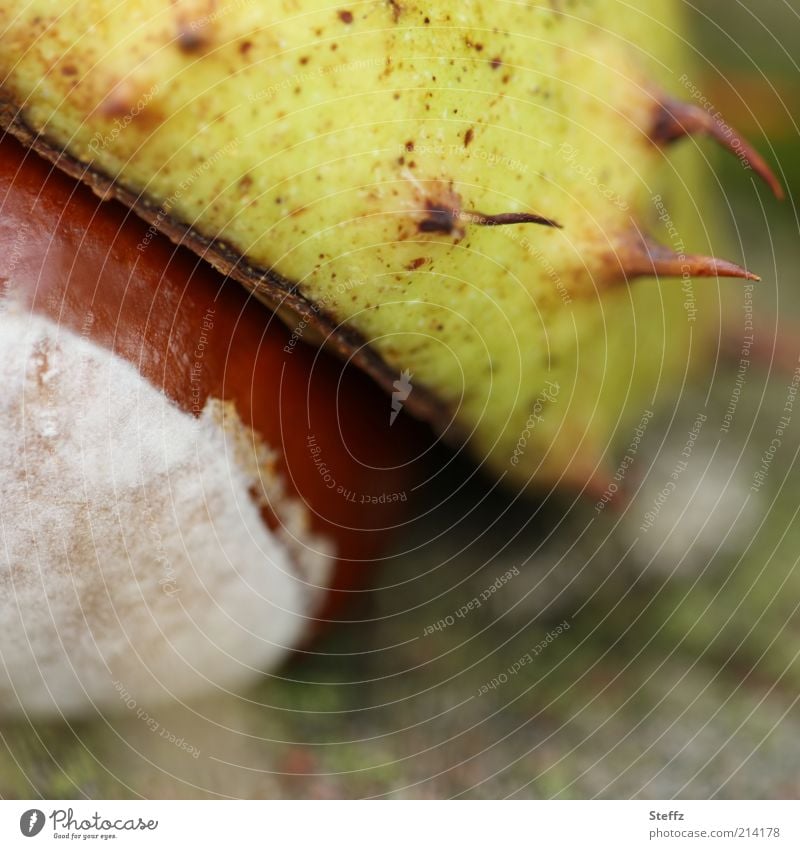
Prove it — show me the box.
[2,0,800,799]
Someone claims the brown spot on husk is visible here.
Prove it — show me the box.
[173,0,217,53]
[406,257,430,270]
[176,25,209,53]
[419,196,463,236]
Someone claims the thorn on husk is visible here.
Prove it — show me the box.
[466,210,562,229]
[650,92,784,200]
[614,232,760,283]
[418,200,561,237]
[407,176,561,237]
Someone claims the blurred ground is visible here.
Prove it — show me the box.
[2,0,800,799]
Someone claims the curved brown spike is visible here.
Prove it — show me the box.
[651,92,784,200]
[466,210,563,229]
[613,232,760,284]
[410,178,562,236]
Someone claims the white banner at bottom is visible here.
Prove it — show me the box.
[1,800,798,848]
